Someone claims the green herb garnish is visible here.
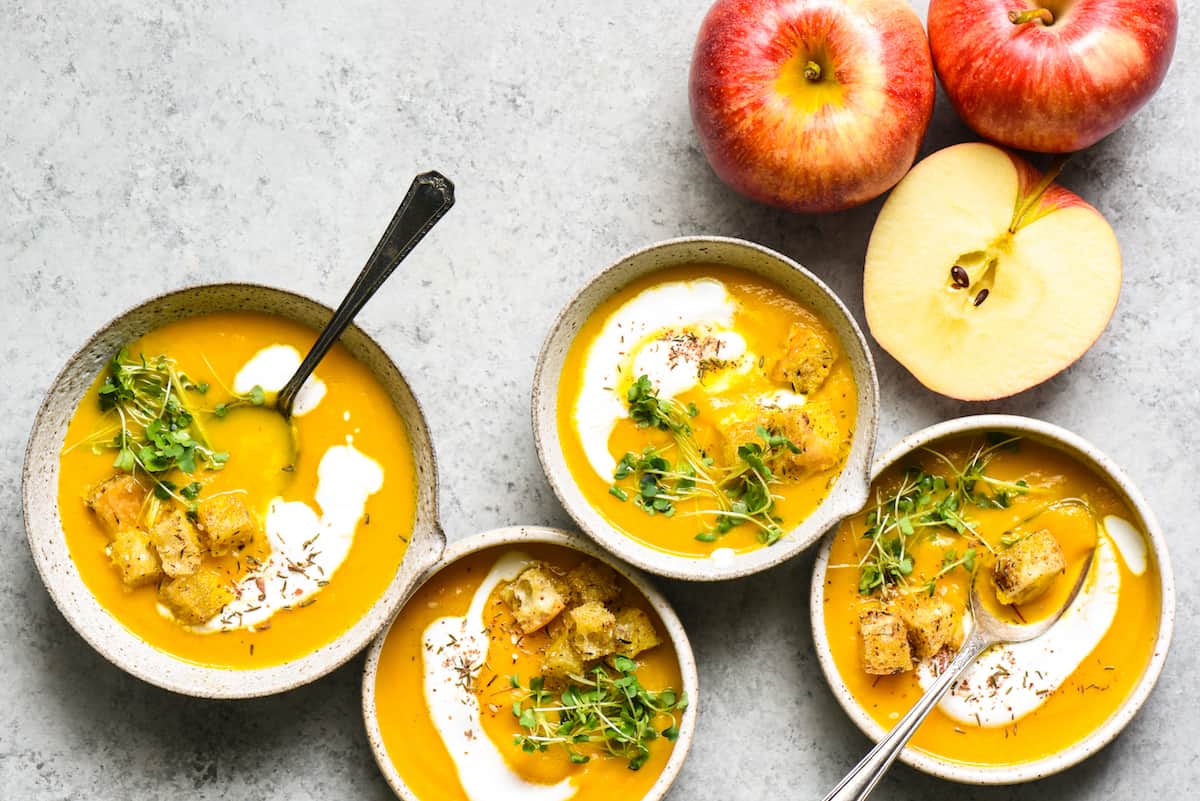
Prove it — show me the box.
[510,658,687,771]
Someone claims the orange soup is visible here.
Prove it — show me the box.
[557,265,857,558]
[374,544,687,801]
[821,433,1160,765]
[57,311,417,668]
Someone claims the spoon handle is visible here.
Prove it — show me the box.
[822,628,992,801]
[279,171,455,416]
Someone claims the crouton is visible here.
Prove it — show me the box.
[770,322,836,394]
[565,561,621,606]
[566,601,617,659]
[612,607,661,659]
[722,402,844,478]
[195,493,256,555]
[542,627,586,685]
[858,609,913,675]
[86,475,145,536]
[898,595,959,661]
[149,509,203,577]
[993,529,1066,605]
[158,568,234,625]
[108,528,163,588]
[500,565,568,633]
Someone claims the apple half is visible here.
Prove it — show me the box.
[864,142,1121,401]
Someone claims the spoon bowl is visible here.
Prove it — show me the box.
[823,548,1096,801]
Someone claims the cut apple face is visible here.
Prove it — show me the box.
[864,142,1121,401]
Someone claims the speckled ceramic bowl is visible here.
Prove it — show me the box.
[362,524,699,801]
[810,414,1176,784]
[532,236,879,581]
[22,283,444,698]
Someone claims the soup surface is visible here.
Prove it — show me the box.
[58,311,418,668]
[557,265,857,559]
[821,433,1160,766]
[374,544,687,801]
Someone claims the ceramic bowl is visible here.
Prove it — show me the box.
[22,283,445,698]
[532,235,880,581]
[362,524,699,801]
[810,414,1176,784]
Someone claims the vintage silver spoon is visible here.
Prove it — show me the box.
[822,551,1095,801]
[275,170,455,419]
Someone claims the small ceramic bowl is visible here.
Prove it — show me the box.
[22,283,445,698]
[810,414,1176,784]
[532,235,880,581]
[362,525,699,801]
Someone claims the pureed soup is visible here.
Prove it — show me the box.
[821,433,1160,766]
[556,265,857,559]
[374,544,687,801]
[57,311,418,668]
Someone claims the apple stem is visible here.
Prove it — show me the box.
[804,61,822,81]
[1008,7,1054,26]
[1009,155,1070,233]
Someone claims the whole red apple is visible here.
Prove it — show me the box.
[689,0,935,213]
[928,0,1178,153]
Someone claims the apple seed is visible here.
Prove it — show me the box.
[973,288,990,307]
[951,265,970,289]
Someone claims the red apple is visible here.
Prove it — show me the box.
[689,0,935,213]
[928,0,1178,153]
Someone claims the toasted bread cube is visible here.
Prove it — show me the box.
[86,475,146,536]
[899,595,959,661]
[993,529,1066,605]
[149,509,203,577]
[565,561,621,606]
[859,609,912,675]
[771,404,844,478]
[542,627,586,685]
[108,528,163,588]
[158,568,234,625]
[500,565,568,633]
[612,607,661,659]
[770,322,836,394]
[195,493,256,555]
[567,601,617,660]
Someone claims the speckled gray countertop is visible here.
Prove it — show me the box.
[2,1,1196,798]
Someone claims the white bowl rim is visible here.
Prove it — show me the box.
[361,524,700,801]
[531,234,880,582]
[808,414,1176,785]
[21,281,445,698]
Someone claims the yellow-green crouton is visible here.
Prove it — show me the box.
[565,561,621,606]
[859,609,913,676]
[993,528,1067,606]
[566,601,617,660]
[149,509,203,577]
[542,628,586,685]
[899,595,959,661]
[500,565,568,634]
[108,528,163,588]
[195,493,256,555]
[612,607,661,659]
[770,321,836,394]
[158,568,234,625]
[86,475,146,536]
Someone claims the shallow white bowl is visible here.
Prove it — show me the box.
[532,236,880,581]
[809,414,1176,784]
[22,283,445,698]
[362,525,699,801]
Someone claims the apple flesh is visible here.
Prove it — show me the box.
[689,0,934,213]
[928,0,1178,153]
[864,143,1121,401]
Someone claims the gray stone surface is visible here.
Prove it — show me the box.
[1,0,1195,798]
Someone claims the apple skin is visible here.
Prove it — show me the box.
[689,0,935,213]
[928,0,1178,153]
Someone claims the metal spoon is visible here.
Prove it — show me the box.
[822,551,1095,801]
[275,171,455,419]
